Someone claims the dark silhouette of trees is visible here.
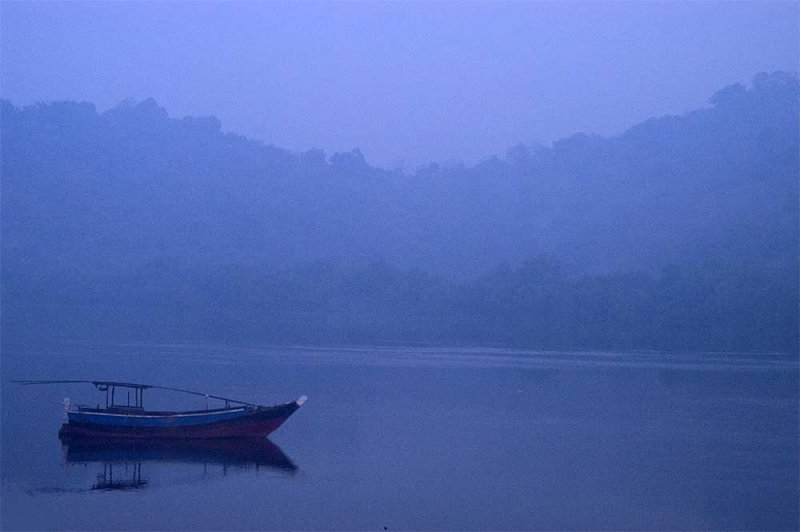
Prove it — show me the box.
[2,72,797,351]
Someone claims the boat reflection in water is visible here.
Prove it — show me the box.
[59,434,298,492]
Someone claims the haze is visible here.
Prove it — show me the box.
[2,1,797,168]
[2,3,799,530]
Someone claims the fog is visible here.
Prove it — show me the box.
[2,2,798,352]
[2,4,799,530]
[1,2,797,167]
[2,72,797,351]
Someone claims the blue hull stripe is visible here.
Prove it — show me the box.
[67,408,252,428]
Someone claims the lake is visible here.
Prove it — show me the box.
[1,340,797,530]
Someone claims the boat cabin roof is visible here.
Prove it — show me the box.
[14,380,258,407]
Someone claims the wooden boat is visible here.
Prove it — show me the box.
[16,380,306,439]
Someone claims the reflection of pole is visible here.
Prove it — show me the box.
[104,462,112,485]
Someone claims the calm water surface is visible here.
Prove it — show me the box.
[1,341,797,530]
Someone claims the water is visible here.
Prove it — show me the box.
[1,341,797,530]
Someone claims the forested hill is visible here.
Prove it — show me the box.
[2,72,797,351]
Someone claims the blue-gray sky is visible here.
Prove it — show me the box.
[1,1,797,168]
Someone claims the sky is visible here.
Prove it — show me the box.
[1,1,797,168]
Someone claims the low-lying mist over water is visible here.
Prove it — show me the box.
[2,72,798,351]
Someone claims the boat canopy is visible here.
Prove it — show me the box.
[13,380,259,408]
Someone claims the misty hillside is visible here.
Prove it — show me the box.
[2,72,797,351]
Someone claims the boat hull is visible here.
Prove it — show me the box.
[58,401,301,439]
